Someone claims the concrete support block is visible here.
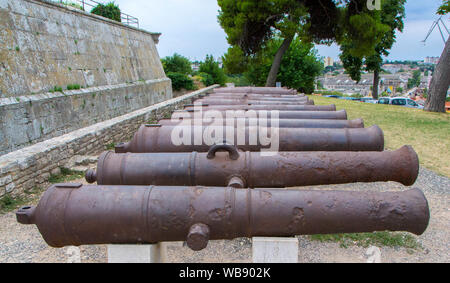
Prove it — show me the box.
[252,237,299,263]
[107,244,167,263]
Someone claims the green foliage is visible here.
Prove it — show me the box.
[310,232,422,250]
[408,70,422,89]
[15,46,20,52]
[91,2,121,22]
[167,72,195,91]
[396,87,404,93]
[438,0,450,15]
[49,86,63,93]
[67,84,81,90]
[161,54,192,75]
[226,75,251,87]
[223,46,248,75]
[239,37,323,93]
[199,55,226,86]
[61,1,84,11]
[197,72,215,87]
[49,168,85,184]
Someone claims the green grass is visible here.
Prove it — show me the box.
[0,187,44,214]
[105,143,116,150]
[311,95,450,177]
[310,232,422,250]
[48,168,85,184]
[67,84,81,90]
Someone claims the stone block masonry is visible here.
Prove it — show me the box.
[0,0,173,154]
[0,85,218,198]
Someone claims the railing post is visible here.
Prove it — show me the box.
[82,0,85,11]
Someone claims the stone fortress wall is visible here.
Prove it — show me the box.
[0,0,172,155]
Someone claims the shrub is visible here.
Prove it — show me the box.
[197,72,214,86]
[161,54,192,75]
[199,55,226,86]
[167,72,195,91]
[91,2,121,22]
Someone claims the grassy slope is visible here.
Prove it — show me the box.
[311,95,450,177]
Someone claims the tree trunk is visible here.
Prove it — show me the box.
[265,35,294,87]
[425,37,450,113]
[372,69,380,100]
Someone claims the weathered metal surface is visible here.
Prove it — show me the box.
[176,109,348,120]
[207,93,306,99]
[157,118,364,128]
[193,98,314,106]
[16,185,430,250]
[214,87,297,94]
[184,104,336,111]
[87,145,419,187]
[115,125,384,153]
[197,96,310,102]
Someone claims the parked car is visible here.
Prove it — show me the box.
[324,95,341,99]
[378,97,393,105]
[360,97,378,104]
[390,97,424,109]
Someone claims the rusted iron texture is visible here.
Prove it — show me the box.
[87,145,419,187]
[198,95,310,102]
[207,93,306,99]
[157,118,364,128]
[193,98,314,106]
[176,109,348,120]
[115,125,384,153]
[214,87,298,94]
[184,104,335,111]
[16,185,430,251]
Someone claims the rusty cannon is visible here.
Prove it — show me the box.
[192,98,314,106]
[214,87,297,95]
[184,104,335,111]
[207,93,306,99]
[115,125,384,153]
[156,118,364,129]
[176,109,348,120]
[86,145,419,188]
[16,185,430,251]
[197,95,310,102]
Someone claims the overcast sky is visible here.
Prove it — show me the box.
[114,0,449,61]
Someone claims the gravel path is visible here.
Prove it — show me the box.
[0,167,448,263]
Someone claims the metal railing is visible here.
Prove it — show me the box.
[54,0,139,28]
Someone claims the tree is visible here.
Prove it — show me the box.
[199,55,226,86]
[339,0,406,99]
[224,37,323,93]
[408,70,422,89]
[91,2,121,22]
[425,1,450,113]
[218,0,391,87]
[161,54,192,75]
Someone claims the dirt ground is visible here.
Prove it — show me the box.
[0,167,448,263]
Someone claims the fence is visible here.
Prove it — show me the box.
[53,0,139,28]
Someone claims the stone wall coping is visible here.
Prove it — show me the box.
[0,85,219,172]
[0,78,171,106]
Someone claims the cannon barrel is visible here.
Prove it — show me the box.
[197,96,310,102]
[214,87,297,94]
[16,185,430,251]
[157,118,364,128]
[192,98,314,106]
[177,109,348,120]
[184,104,335,111]
[207,94,306,99]
[115,125,384,153]
[87,146,419,187]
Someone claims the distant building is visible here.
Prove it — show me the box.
[324,57,334,67]
[424,57,440,64]
[191,62,200,72]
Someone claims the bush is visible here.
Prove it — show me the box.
[161,54,192,75]
[199,55,226,86]
[167,72,195,91]
[197,72,215,86]
[226,75,251,87]
[91,2,121,22]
